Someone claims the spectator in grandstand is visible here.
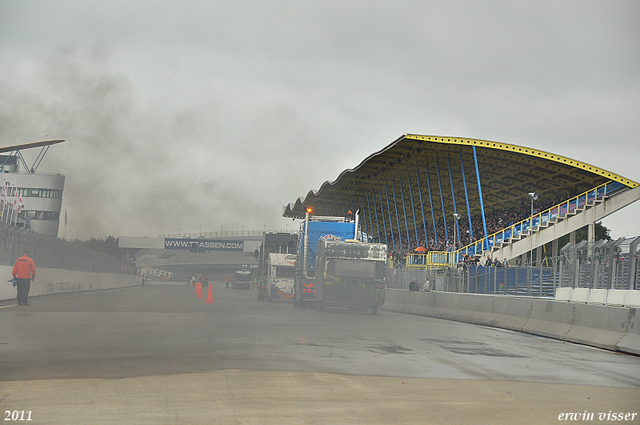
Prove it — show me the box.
[12,249,36,306]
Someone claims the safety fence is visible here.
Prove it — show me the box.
[387,266,555,296]
[0,223,135,274]
[388,237,639,296]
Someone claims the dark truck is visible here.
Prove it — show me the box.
[232,269,252,290]
[314,239,387,314]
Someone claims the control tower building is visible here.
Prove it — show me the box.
[1,140,65,237]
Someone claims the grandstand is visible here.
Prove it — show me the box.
[283,134,640,269]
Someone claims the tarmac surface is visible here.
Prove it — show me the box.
[1,281,639,424]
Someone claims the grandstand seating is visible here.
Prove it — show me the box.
[408,181,639,268]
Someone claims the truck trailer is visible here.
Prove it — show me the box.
[256,232,298,301]
[315,239,387,314]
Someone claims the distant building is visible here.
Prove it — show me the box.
[0,140,65,237]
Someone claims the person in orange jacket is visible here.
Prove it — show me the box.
[12,249,36,306]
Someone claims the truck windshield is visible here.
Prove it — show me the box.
[327,259,384,280]
[275,266,295,278]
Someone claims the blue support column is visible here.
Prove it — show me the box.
[407,174,420,248]
[360,196,368,241]
[436,162,449,246]
[473,146,489,251]
[370,191,382,243]
[399,178,411,250]
[379,189,389,247]
[460,152,474,243]
[366,192,375,242]
[447,157,460,244]
[425,165,439,248]
[385,185,396,252]
[391,181,404,252]
[416,170,429,248]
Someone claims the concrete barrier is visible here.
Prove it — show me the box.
[564,303,633,351]
[588,288,608,305]
[485,296,532,332]
[607,289,627,306]
[0,265,139,302]
[382,289,639,355]
[523,299,574,341]
[431,292,461,321]
[555,287,572,302]
[453,293,495,327]
[626,290,640,307]
[617,308,640,355]
[570,288,590,303]
[555,288,640,307]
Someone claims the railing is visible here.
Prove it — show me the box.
[407,181,625,268]
[0,222,134,274]
[406,251,455,268]
[159,230,297,239]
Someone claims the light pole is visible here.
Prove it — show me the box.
[453,213,461,263]
[528,192,538,267]
[453,213,461,246]
[528,192,538,218]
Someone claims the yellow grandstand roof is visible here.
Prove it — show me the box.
[283,134,638,220]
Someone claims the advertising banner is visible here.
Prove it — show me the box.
[164,238,244,251]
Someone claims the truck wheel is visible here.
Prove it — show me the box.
[371,305,378,315]
[318,301,324,311]
[266,296,272,302]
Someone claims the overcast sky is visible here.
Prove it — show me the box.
[1,0,639,241]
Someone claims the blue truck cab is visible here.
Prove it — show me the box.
[293,214,357,308]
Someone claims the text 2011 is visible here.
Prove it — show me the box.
[4,411,32,421]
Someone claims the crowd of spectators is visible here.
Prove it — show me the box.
[383,196,562,267]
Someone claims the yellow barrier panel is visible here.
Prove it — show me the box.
[406,251,455,269]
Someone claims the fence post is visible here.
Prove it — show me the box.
[539,261,543,296]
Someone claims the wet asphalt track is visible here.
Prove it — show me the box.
[1,282,638,424]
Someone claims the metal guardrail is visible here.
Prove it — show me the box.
[0,223,135,274]
[159,230,297,239]
[394,238,640,295]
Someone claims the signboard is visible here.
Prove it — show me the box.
[164,238,244,251]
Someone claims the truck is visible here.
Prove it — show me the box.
[256,232,298,301]
[232,269,252,290]
[259,252,296,302]
[293,210,384,312]
[315,239,387,314]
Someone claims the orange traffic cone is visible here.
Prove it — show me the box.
[196,281,203,298]
[205,283,214,304]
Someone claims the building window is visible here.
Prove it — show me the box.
[18,188,63,198]
[21,210,59,221]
